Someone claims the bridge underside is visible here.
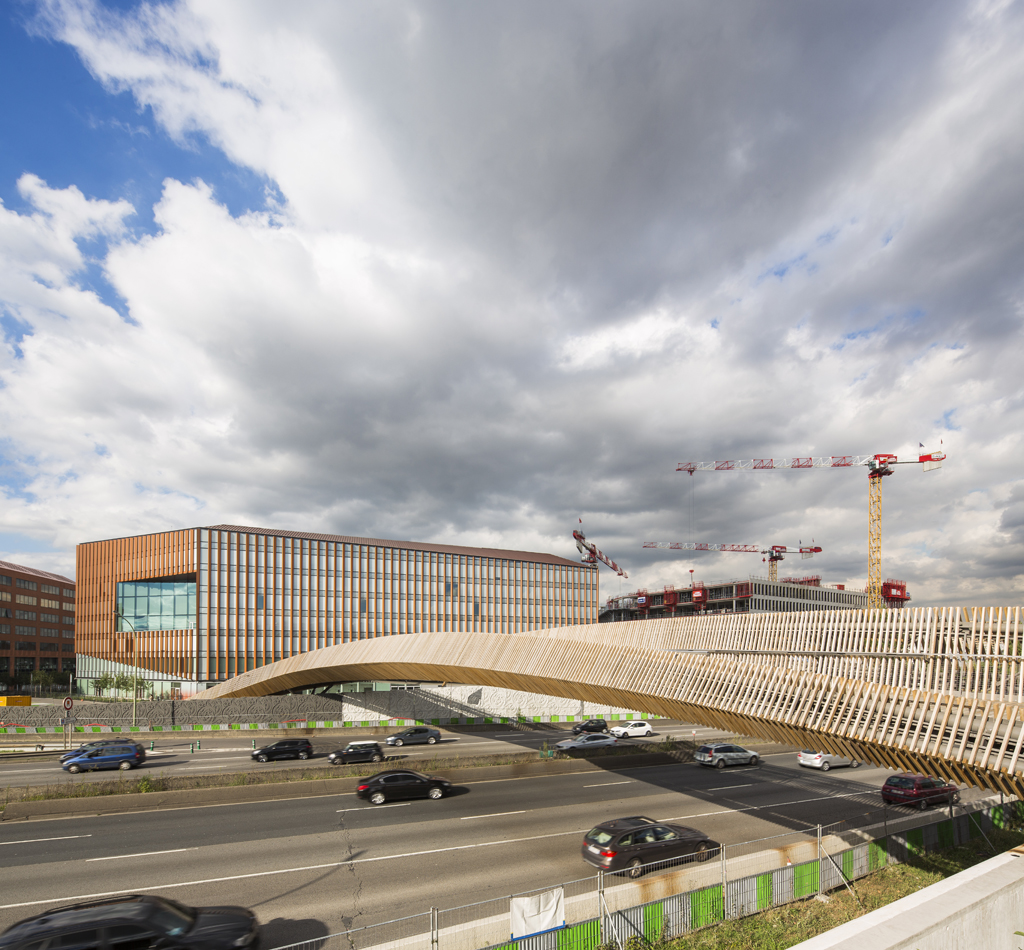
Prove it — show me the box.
[198,607,1024,797]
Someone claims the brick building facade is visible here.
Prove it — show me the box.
[0,560,76,685]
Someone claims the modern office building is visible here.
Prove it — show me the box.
[0,560,76,684]
[76,524,599,696]
[600,573,885,622]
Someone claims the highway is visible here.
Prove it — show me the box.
[0,736,991,948]
[0,721,732,787]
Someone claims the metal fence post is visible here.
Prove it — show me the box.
[817,824,822,896]
[721,841,728,916]
[430,907,438,950]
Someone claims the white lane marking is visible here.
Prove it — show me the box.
[0,835,93,846]
[182,767,232,771]
[336,803,410,812]
[86,848,197,862]
[0,827,593,910]
[708,784,753,791]
[583,781,632,788]
[665,790,869,822]
[460,810,527,820]
[494,734,530,738]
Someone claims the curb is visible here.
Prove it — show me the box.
[0,752,688,820]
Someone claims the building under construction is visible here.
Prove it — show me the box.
[599,574,910,622]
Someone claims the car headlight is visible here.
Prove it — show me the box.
[232,930,256,947]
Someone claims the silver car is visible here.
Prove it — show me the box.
[556,733,619,751]
[797,750,860,771]
[694,743,759,769]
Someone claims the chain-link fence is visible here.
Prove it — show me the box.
[267,795,1019,950]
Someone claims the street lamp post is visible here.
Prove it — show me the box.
[113,607,139,727]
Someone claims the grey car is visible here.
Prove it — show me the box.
[386,726,441,747]
[694,743,759,769]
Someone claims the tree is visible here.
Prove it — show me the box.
[94,673,114,697]
[31,670,56,689]
[113,672,135,697]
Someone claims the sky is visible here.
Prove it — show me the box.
[0,0,1022,608]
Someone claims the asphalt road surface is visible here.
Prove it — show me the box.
[0,745,990,947]
[0,722,733,787]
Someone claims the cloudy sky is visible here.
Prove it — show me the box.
[1,0,1022,607]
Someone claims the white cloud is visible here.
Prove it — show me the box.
[1,0,1022,608]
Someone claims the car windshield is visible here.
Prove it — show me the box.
[148,899,195,937]
[585,828,615,846]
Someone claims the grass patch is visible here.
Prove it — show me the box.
[664,827,1024,949]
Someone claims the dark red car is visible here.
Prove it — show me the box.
[881,773,960,810]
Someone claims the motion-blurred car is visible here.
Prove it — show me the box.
[581,816,717,878]
[797,750,860,771]
[571,719,608,735]
[356,769,452,804]
[0,894,259,950]
[60,739,141,763]
[328,741,384,765]
[610,721,653,738]
[385,727,441,747]
[251,739,314,762]
[62,744,146,773]
[881,773,960,810]
[555,733,619,752]
[694,743,759,769]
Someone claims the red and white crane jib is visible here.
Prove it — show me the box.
[676,451,945,475]
[643,541,822,558]
[573,530,628,578]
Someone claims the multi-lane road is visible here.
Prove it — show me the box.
[0,722,992,947]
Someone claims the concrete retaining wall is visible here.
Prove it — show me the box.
[0,685,651,730]
[792,845,1024,949]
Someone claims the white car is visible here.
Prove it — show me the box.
[797,750,860,771]
[556,734,619,751]
[610,720,654,738]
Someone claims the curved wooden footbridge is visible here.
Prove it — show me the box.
[199,606,1024,796]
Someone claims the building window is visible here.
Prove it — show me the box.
[62,643,74,652]
[62,588,75,599]
[40,584,60,595]
[62,658,76,672]
[15,595,37,606]
[15,628,34,638]
[15,658,35,671]
[40,613,59,623]
[63,616,74,625]
[0,591,9,601]
[39,657,58,671]
[0,640,9,650]
[116,577,196,632]
[0,574,11,586]
[40,628,59,637]
[39,643,58,652]
[40,599,59,610]
[15,579,37,590]
[15,611,36,621]
[62,629,75,639]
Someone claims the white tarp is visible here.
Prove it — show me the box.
[510,887,565,939]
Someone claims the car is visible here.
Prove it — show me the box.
[0,894,259,950]
[555,733,619,751]
[59,739,142,763]
[251,739,314,763]
[581,816,717,878]
[385,727,441,747]
[571,719,608,735]
[328,741,385,765]
[797,750,860,771]
[355,769,452,804]
[881,773,961,810]
[610,720,654,738]
[62,744,146,773]
[694,743,759,769]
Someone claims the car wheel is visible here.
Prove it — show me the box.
[329,759,339,766]
[820,761,830,772]
[298,752,310,760]
[428,786,443,800]
[257,754,268,763]
[372,754,383,762]
[627,859,644,879]
[918,798,929,811]
[749,756,759,767]
[67,765,80,774]
[370,791,386,805]
[715,758,726,769]
[394,739,404,747]
[427,736,437,745]
[851,760,861,768]
[645,730,653,737]
[119,761,132,771]
[953,792,961,804]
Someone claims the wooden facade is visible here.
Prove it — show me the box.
[200,605,1024,796]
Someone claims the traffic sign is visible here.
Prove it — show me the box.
[63,697,73,712]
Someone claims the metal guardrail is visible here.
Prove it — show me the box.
[265,796,1019,950]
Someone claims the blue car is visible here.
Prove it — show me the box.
[62,743,146,773]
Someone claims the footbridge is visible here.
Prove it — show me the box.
[199,606,1024,796]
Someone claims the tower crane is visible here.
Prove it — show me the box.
[573,530,628,578]
[642,541,822,583]
[676,450,945,607]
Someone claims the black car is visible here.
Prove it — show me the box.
[355,769,452,805]
[0,894,259,950]
[60,739,143,764]
[328,741,385,765]
[251,739,314,763]
[571,719,608,736]
[581,816,716,878]
[385,727,441,747]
